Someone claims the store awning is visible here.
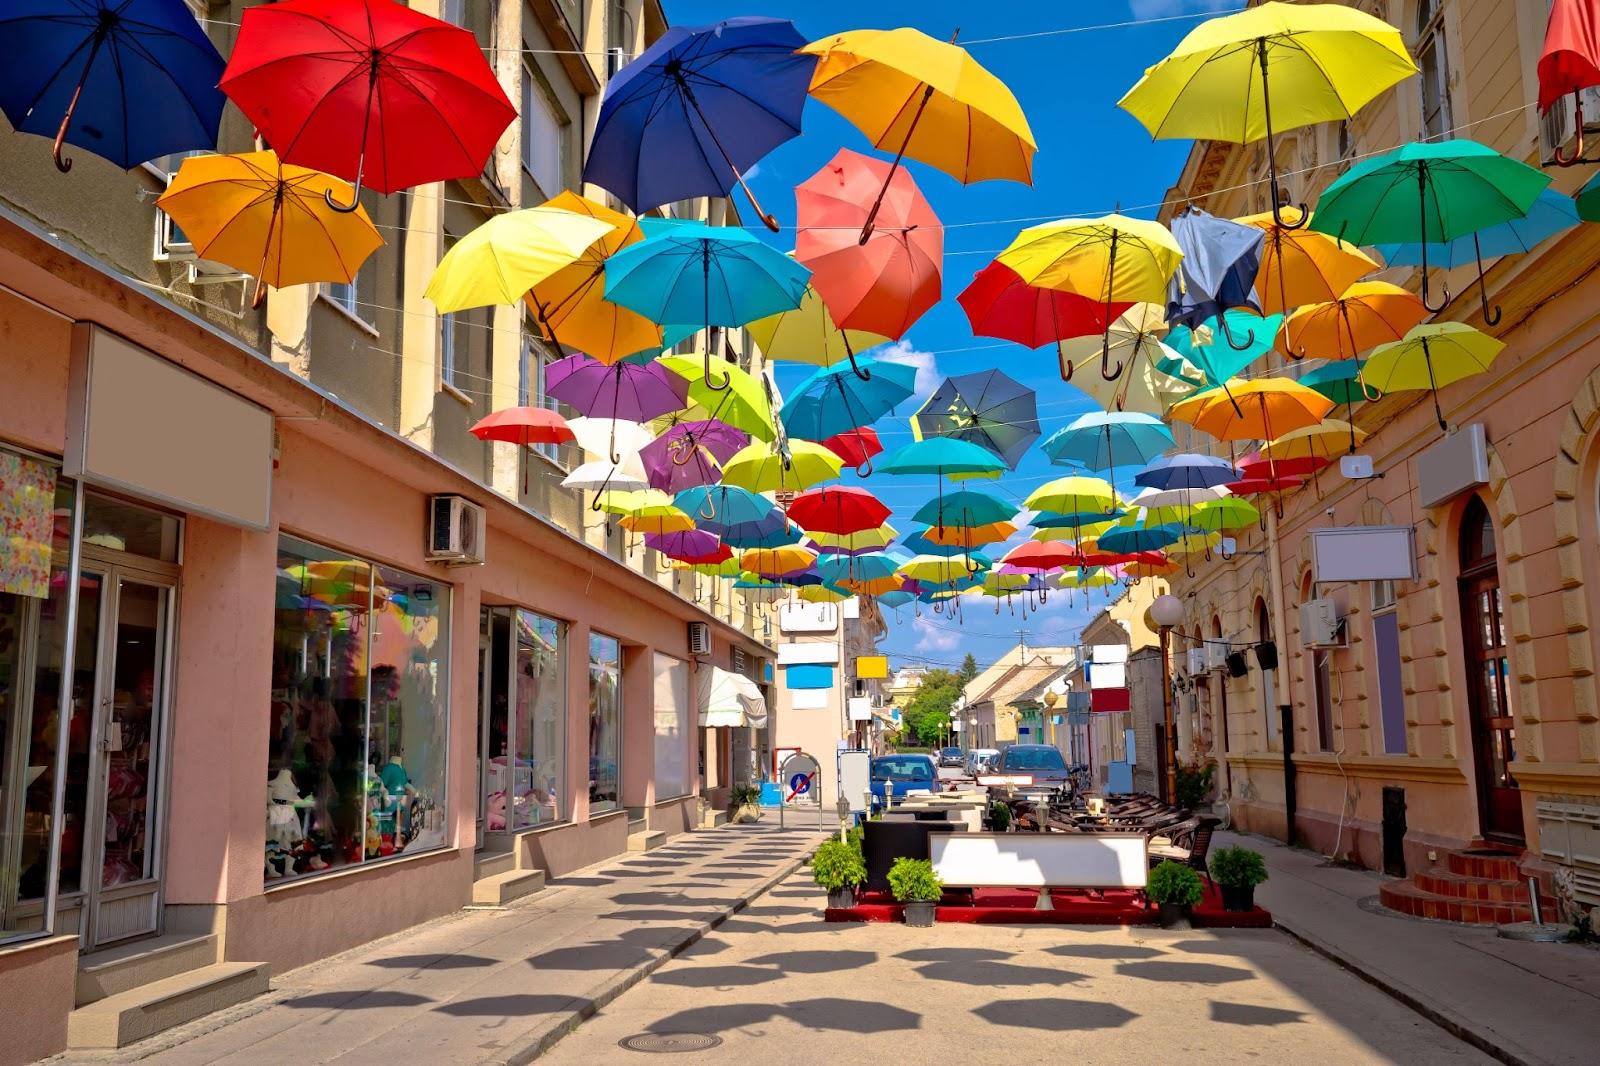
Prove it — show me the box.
[700,666,768,729]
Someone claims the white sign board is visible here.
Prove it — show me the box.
[847,696,873,721]
[777,641,840,665]
[1311,526,1416,583]
[930,833,1148,889]
[778,602,838,633]
[788,690,829,710]
[837,749,870,811]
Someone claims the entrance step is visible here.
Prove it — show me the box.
[77,933,219,1007]
[473,849,516,881]
[471,867,546,906]
[1415,868,1531,903]
[1446,847,1523,881]
[1378,879,1532,924]
[627,816,647,837]
[627,829,667,852]
[66,961,269,1049]
[702,810,729,829]
[1379,845,1534,925]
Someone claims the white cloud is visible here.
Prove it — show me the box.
[913,616,961,653]
[743,162,762,182]
[1128,0,1237,18]
[876,339,940,400]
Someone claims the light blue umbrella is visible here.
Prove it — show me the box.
[1166,309,1284,390]
[900,529,968,558]
[779,358,918,440]
[718,513,803,549]
[816,549,905,585]
[675,484,773,526]
[910,490,1016,529]
[875,437,1006,478]
[1097,522,1183,555]
[1042,412,1175,480]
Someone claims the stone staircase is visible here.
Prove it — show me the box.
[1378,847,1535,924]
[470,848,547,907]
[67,933,269,1049]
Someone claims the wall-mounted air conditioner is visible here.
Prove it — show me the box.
[1203,640,1230,672]
[426,495,485,564]
[1300,598,1347,648]
[1186,648,1207,676]
[687,621,712,657]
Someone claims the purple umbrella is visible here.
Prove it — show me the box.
[639,419,749,493]
[546,355,688,449]
[643,529,728,562]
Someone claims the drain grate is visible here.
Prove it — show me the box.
[619,1033,724,1054]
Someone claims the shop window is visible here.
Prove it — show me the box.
[1417,0,1453,140]
[588,633,622,814]
[268,536,449,884]
[324,265,376,329]
[653,654,691,800]
[509,610,565,828]
[82,493,180,562]
[1372,580,1408,754]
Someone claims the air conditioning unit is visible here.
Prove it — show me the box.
[1540,85,1600,165]
[185,259,249,286]
[1203,640,1230,672]
[1186,647,1207,676]
[426,494,485,564]
[687,621,712,657]
[1300,598,1347,648]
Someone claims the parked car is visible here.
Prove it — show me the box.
[963,748,1000,776]
[937,746,964,768]
[980,744,1074,807]
[869,754,939,809]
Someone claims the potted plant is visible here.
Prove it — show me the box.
[1148,860,1204,928]
[729,784,761,824]
[887,857,943,927]
[988,800,1012,832]
[812,838,867,909]
[1210,846,1268,912]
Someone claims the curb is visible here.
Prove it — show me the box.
[1271,916,1541,1066]
[503,831,817,1065]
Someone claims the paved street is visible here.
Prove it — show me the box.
[541,865,1494,1066]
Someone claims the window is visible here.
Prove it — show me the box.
[1417,0,1452,140]
[522,64,566,196]
[1372,581,1408,754]
[268,537,450,883]
[1312,649,1335,752]
[521,330,568,463]
[653,654,691,799]
[588,633,622,814]
[324,266,376,328]
[439,0,465,26]
[511,610,566,827]
[1256,598,1278,748]
[1336,120,1355,161]
[440,312,458,388]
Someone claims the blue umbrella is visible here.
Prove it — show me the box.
[779,358,918,440]
[1097,522,1183,555]
[717,512,802,550]
[675,485,773,526]
[581,16,816,226]
[900,530,968,558]
[816,550,904,585]
[1,0,226,172]
[877,589,915,609]
[1167,206,1265,350]
[1134,453,1239,491]
[910,490,1016,529]
[1042,412,1174,483]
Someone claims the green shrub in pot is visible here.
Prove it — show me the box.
[1148,860,1204,928]
[1209,846,1268,912]
[812,839,867,909]
[888,857,943,927]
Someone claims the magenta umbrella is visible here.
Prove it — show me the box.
[546,354,688,422]
[639,419,749,493]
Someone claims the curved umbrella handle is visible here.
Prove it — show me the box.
[696,493,717,522]
[847,348,873,381]
[1056,337,1075,382]
[855,456,874,478]
[1420,271,1450,315]
[1552,93,1589,167]
[704,350,731,392]
[1217,313,1255,352]
[1100,344,1124,382]
[324,179,364,214]
[1271,196,1311,231]
[1469,233,1502,326]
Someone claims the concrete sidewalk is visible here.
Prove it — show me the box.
[52,821,827,1066]
[1220,830,1600,1066]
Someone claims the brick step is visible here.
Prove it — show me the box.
[1415,868,1532,903]
[1378,879,1532,925]
[627,829,667,852]
[1445,848,1523,881]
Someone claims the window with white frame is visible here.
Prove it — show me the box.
[1371,579,1408,754]
[440,312,458,388]
[522,63,566,196]
[1417,0,1452,141]
[439,0,465,26]
[324,266,376,328]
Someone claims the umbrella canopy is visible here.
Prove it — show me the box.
[1364,322,1506,431]
[471,406,574,448]
[959,261,1131,352]
[1097,522,1183,555]
[566,417,656,461]
[1,0,226,172]
[876,438,1007,478]
[1166,206,1264,338]
[620,510,696,536]
[740,545,817,578]
[1374,189,1580,269]
[1134,456,1239,492]
[1025,476,1118,516]
[800,27,1036,187]
[818,427,883,472]
[1168,377,1334,442]
[1261,419,1369,462]
[1186,497,1261,532]
[910,370,1040,470]
[816,550,904,585]
[1279,281,1426,360]
[657,355,776,441]
[1165,309,1284,388]
[1002,540,1079,572]
[779,358,918,440]
[675,485,775,527]
[1055,304,1195,413]
[744,282,889,369]
[1299,359,1378,405]
[922,522,1018,548]
[719,440,843,494]
[155,150,382,307]
[426,207,613,312]
[794,149,943,344]
[546,355,688,427]
[1225,473,1304,497]
[638,420,748,493]
[911,490,1016,529]
[645,529,728,564]
[1236,208,1380,317]
[1042,412,1174,472]
[810,524,899,552]
[900,554,993,585]
[787,486,891,535]
[1539,0,1600,166]
[1239,450,1329,480]
[221,0,515,205]
[580,17,815,223]
[562,459,646,493]
[597,488,677,516]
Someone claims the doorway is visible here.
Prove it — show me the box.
[1458,498,1522,842]
[477,605,567,851]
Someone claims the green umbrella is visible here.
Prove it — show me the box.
[1578,170,1600,223]
[1299,359,1374,452]
[1310,139,1549,320]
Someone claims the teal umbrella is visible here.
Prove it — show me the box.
[1299,359,1374,451]
[779,358,918,441]
[879,438,1006,576]
[1097,522,1182,555]
[910,490,1016,529]
[1166,309,1283,388]
[1041,411,1175,491]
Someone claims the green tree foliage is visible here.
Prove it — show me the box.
[903,668,961,745]
[959,653,979,685]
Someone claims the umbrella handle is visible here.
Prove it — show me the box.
[1217,313,1255,352]
[327,58,381,214]
[1056,337,1075,382]
[1099,233,1124,381]
[847,348,873,381]
[1551,92,1589,167]
[1258,39,1310,232]
[1470,233,1503,327]
[325,179,364,214]
[50,29,109,175]
[855,457,874,477]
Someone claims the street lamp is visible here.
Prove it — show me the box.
[1150,593,1185,805]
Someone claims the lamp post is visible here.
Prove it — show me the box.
[1150,593,1186,806]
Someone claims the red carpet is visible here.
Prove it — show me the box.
[825,883,1271,927]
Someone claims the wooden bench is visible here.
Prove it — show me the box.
[930,831,1148,905]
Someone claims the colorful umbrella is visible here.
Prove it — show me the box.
[1186,497,1261,532]
[581,17,814,226]
[1279,281,1426,361]
[817,551,906,585]
[1363,322,1505,431]
[546,355,688,450]
[810,524,898,553]
[911,490,1016,530]
[1539,0,1600,165]
[657,355,777,442]
[800,27,1035,239]
[1239,450,1329,481]
[876,438,1006,479]
[794,149,943,352]
[1168,377,1334,442]
[1002,540,1079,573]
[155,150,382,308]
[1165,310,1284,396]
[638,420,748,493]
[645,529,728,564]
[779,358,918,441]
[818,427,883,474]
[1025,476,1118,517]
[221,0,515,209]
[675,484,774,526]
[719,440,843,494]
[1119,1,1415,228]
[922,522,1018,549]
[744,281,890,371]
[1167,206,1265,350]
[958,261,1132,376]
[1134,456,1239,492]
[562,459,646,495]
[1296,361,1377,451]
[470,405,575,492]
[1042,412,1174,482]
[1235,208,1380,317]
[1097,522,1183,556]
[1055,304,1194,413]
[1,0,226,172]
[566,417,656,463]
[910,370,1040,470]
[787,486,891,536]
[740,545,817,578]
[900,554,992,585]
[1261,419,1369,462]
[426,207,613,312]
[716,512,803,550]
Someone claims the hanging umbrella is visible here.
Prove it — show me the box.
[1363,322,1505,431]
[900,554,993,585]
[740,545,818,578]
[794,149,943,355]
[426,207,614,312]
[1226,473,1304,497]
[1025,476,1118,517]
[719,440,843,494]
[1186,497,1261,532]
[816,550,904,585]
[1540,0,1600,165]
[1296,361,1379,451]
[1310,139,1550,322]
[562,459,646,494]
[522,192,661,364]
[958,261,1132,377]
[546,355,688,457]
[1097,522,1183,556]
[1054,304,1195,413]
[900,530,972,558]
[744,281,890,371]
[1166,206,1265,351]
[639,420,748,493]
[471,405,576,493]
[596,488,677,513]
[717,512,803,550]
[581,17,814,226]
[155,150,382,309]
[910,370,1040,470]
[779,358,918,442]
[1261,419,1369,463]
[657,355,777,442]
[620,509,696,536]
[787,486,891,536]
[810,524,898,553]
[1168,377,1334,442]
[675,484,774,526]
[923,522,1018,548]
[1134,456,1239,492]
[1238,450,1329,481]
[1235,209,1380,317]
[1041,412,1174,490]
[910,490,1016,530]
[996,216,1184,381]
[0,0,226,173]
[817,427,883,474]
[1165,309,1284,405]
[1279,281,1426,360]
[604,219,810,390]
[221,0,515,210]
[877,437,1006,478]
[566,417,656,462]
[797,583,853,604]
[1001,540,1079,573]
[645,529,728,564]
[800,26,1036,240]
[1118,1,1415,229]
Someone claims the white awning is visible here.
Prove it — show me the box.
[700,666,768,728]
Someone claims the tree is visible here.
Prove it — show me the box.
[903,668,961,747]
[958,653,979,686]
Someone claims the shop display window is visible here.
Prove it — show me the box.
[652,654,690,800]
[483,610,566,831]
[588,633,621,814]
[267,537,449,884]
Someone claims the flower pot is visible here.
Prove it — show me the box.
[733,804,761,824]
[902,900,937,927]
[1157,902,1192,929]
[826,888,856,910]
[1219,883,1255,912]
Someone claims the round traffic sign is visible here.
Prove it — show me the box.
[788,772,811,796]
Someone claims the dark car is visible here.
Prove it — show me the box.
[937,746,964,768]
[869,754,939,809]
[981,744,1072,791]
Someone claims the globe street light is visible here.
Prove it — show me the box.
[1150,593,1185,805]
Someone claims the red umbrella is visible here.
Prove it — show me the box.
[220,0,516,210]
[818,426,883,473]
[1540,0,1600,165]
[1226,475,1304,496]
[795,149,942,360]
[787,486,891,535]
[1237,451,1328,481]
[470,406,575,492]
[958,262,1132,378]
[1002,540,1077,572]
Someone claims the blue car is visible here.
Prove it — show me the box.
[869,754,939,810]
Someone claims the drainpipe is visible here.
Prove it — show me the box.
[1264,506,1297,845]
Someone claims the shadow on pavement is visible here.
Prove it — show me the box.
[739,905,814,918]
[895,947,1011,963]
[528,943,653,972]
[547,877,614,887]
[651,965,786,989]
[1116,960,1255,984]
[915,960,1087,988]
[1210,1000,1309,1026]
[365,954,498,970]
[744,949,877,973]
[1046,944,1166,960]
[595,909,722,923]
[606,892,742,907]
[282,990,435,1010]
[1168,937,1274,956]
[645,998,920,1036]
[972,998,1137,1031]
[434,994,590,1017]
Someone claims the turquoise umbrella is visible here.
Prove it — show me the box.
[1041,411,1175,490]
[816,549,905,585]
[1300,359,1375,451]
[675,485,773,525]
[1166,309,1284,388]
[779,358,918,441]
[1097,522,1183,555]
[876,437,1007,477]
[910,490,1016,529]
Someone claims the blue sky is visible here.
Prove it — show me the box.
[662,0,1232,671]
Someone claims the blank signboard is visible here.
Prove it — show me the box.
[1311,526,1416,583]
[930,833,1148,889]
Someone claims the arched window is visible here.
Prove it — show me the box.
[1303,574,1334,752]
[1458,497,1521,840]
[1417,0,1453,140]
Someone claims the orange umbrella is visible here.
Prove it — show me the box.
[795,148,942,356]
[1236,208,1379,317]
[923,521,1018,547]
[1167,378,1334,442]
[1279,281,1426,360]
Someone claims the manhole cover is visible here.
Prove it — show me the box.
[619,1033,724,1054]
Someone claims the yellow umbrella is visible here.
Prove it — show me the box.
[1119,2,1415,227]
[658,355,777,442]
[1280,282,1427,360]
[808,523,898,551]
[1025,476,1118,516]
[1168,378,1334,442]
[1363,323,1505,432]
[619,510,695,535]
[156,150,383,308]
[594,488,675,515]
[1261,419,1369,462]
[524,191,663,364]
[1164,531,1224,557]
[1053,567,1117,589]
[899,554,982,586]
[426,206,614,313]
[674,558,742,578]
[745,280,889,369]
[720,440,842,493]
[1237,209,1379,317]
[840,574,903,597]
[798,584,851,604]
[739,545,817,577]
